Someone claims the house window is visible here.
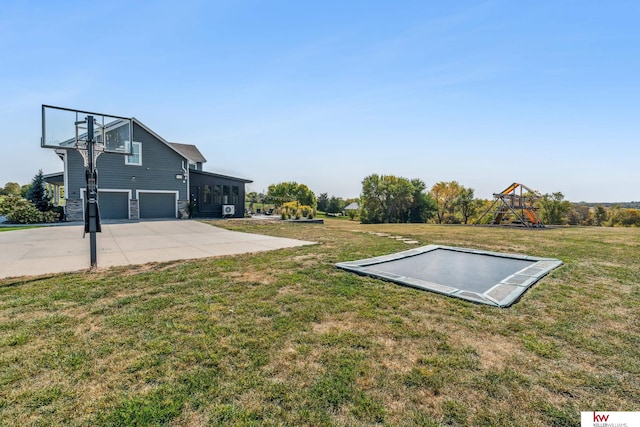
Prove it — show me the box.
[203,185,212,205]
[223,186,230,205]
[232,186,239,205]
[213,185,222,205]
[125,142,142,165]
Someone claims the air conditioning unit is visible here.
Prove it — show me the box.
[222,205,235,216]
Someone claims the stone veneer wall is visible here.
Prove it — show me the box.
[129,199,139,220]
[65,199,83,222]
[178,199,189,219]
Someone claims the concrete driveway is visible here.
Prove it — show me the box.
[0,220,314,279]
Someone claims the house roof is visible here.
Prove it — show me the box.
[43,172,64,186]
[46,116,207,166]
[132,119,208,165]
[344,202,359,210]
[45,117,250,184]
[168,142,207,164]
[132,118,191,163]
[190,169,253,184]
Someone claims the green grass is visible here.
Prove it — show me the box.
[0,226,43,232]
[1,220,639,426]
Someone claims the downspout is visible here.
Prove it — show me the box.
[182,160,189,217]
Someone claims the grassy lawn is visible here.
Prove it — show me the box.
[1,220,638,426]
[0,226,43,232]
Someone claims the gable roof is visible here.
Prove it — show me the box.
[344,202,359,210]
[168,142,207,164]
[132,118,209,165]
[132,117,191,163]
[50,116,205,166]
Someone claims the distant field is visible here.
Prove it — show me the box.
[1,220,638,426]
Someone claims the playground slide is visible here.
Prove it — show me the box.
[501,183,519,195]
[524,209,538,225]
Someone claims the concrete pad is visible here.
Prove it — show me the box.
[0,220,315,279]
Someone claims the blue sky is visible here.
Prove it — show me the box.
[1,0,638,202]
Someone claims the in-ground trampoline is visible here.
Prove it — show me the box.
[335,245,562,307]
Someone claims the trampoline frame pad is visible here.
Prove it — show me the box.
[335,245,562,307]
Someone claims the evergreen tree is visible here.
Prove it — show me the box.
[316,193,329,212]
[26,170,52,212]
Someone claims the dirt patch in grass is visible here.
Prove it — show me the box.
[454,331,523,369]
[311,317,358,334]
[221,270,273,285]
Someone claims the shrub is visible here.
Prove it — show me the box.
[186,203,195,219]
[0,195,24,215]
[1,195,59,224]
[280,202,315,220]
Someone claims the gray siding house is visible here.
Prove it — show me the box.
[47,118,251,221]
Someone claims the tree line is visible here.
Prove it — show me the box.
[4,174,635,226]
[249,177,640,227]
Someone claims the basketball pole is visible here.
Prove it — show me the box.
[86,116,98,270]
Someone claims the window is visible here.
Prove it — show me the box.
[125,142,142,165]
[203,185,212,205]
[232,186,239,205]
[213,185,222,205]
[223,186,230,205]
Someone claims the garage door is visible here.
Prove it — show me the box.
[98,192,129,219]
[139,192,176,219]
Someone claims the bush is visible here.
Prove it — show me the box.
[186,203,195,219]
[1,195,59,224]
[607,207,640,227]
[0,195,21,215]
[279,203,316,220]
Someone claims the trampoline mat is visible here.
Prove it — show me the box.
[335,245,562,307]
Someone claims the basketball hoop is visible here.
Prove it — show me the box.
[41,105,135,270]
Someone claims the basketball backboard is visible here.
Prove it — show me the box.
[41,105,133,155]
